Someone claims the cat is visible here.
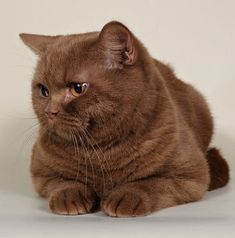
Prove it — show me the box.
[20,21,229,217]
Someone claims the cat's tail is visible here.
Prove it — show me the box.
[206,148,229,191]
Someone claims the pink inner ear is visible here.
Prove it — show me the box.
[124,33,136,65]
[99,21,137,69]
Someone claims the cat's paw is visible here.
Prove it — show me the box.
[49,186,95,215]
[101,186,152,217]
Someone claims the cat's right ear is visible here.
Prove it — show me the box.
[99,21,138,69]
[19,33,59,55]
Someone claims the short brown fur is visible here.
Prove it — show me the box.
[20,21,229,217]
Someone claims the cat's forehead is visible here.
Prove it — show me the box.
[50,31,99,51]
[46,32,98,60]
[40,32,99,86]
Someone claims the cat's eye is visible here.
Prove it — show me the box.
[71,82,89,97]
[39,84,49,97]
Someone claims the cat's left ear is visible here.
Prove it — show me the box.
[19,33,60,55]
[99,21,137,69]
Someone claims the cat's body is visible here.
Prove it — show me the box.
[20,21,229,217]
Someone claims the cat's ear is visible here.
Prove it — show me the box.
[19,33,60,55]
[99,21,137,69]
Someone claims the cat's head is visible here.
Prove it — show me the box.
[20,21,156,141]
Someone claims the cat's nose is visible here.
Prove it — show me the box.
[45,110,59,120]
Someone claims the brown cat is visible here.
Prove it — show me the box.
[20,21,229,217]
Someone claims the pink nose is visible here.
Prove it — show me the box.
[45,110,59,120]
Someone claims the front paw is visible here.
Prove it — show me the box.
[49,185,96,215]
[101,186,152,217]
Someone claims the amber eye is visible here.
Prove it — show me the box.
[39,84,49,97]
[71,82,89,97]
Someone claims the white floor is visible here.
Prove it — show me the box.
[1,190,235,238]
[0,0,235,237]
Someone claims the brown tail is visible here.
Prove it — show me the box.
[206,148,229,191]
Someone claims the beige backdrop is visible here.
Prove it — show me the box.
[0,0,234,237]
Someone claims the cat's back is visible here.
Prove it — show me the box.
[154,59,213,151]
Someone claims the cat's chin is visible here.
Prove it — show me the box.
[50,126,75,140]
[55,130,74,141]
[48,123,88,142]
[39,122,71,141]
[40,117,86,140]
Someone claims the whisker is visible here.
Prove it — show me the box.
[75,131,88,197]
[19,127,38,157]
[75,131,95,194]
[71,131,80,182]
[80,128,107,194]
[83,128,114,190]
[7,122,39,151]
[73,112,114,192]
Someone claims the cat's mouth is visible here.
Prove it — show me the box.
[44,113,91,138]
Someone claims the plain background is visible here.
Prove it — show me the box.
[0,0,234,237]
